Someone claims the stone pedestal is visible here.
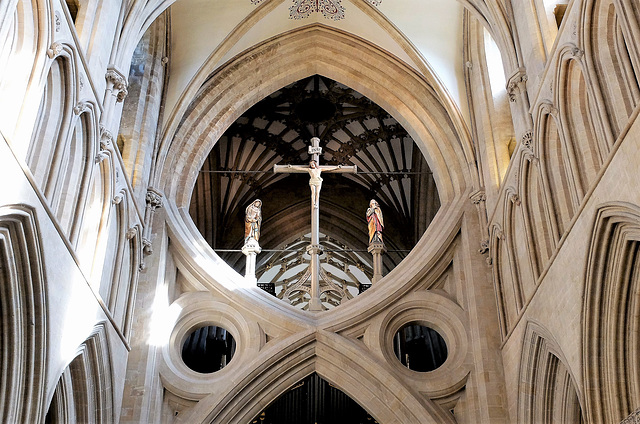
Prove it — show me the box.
[368,242,386,283]
[242,238,261,283]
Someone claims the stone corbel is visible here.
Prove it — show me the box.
[507,67,528,102]
[47,42,64,59]
[99,125,114,150]
[105,68,129,103]
[95,150,109,164]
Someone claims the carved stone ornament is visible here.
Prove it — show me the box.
[478,239,490,254]
[126,227,137,240]
[95,150,108,164]
[470,190,487,205]
[289,0,346,21]
[73,102,90,115]
[105,69,129,103]
[145,189,163,210]
[142,238,153,255]
[99,125,114,149]
[47,42,64,59]
[509,192,521,206]
[521,130,533,150]
[113,194,123,205]
[507,71,528,102]
[571,47,584,59]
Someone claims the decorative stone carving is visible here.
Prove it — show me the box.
[470,190,486,205]
[142,188,164,255]
[105,69,129,103]
[571,47,584,59]
[479,239,490,254]
[289,0,345,21]
[509,193,521,206]
[521,130,533,150]
[145,189,163,211]
[507,70,528,103]
[95,150,108,164]
[99,125,114,149]
[73,102,90,115]
[47,42,64,59]
[55,12,61,32]
[113,194,123,205]
[126,227,137,240]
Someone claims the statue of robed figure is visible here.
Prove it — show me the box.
[366,199,384,245]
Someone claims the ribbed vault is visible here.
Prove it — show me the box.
[189,75,440,294]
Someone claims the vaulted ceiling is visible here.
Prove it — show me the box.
[189,75,441,284]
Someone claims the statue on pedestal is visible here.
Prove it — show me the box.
[245,199,262,242]
[366,199,384,245]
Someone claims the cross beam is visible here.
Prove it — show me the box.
[273,137,356,311]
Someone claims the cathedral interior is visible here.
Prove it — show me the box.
[1,0,640,422]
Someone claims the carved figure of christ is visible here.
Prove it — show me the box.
[273,137,357,310]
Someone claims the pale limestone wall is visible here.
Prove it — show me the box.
[0,0,639,422]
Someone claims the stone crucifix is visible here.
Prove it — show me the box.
[274,137,357,311]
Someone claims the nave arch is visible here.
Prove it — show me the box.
[156,25,476,209]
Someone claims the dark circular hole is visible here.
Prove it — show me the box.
[393,323,447,372]
[294,97,337,123]
[181,325,236,373]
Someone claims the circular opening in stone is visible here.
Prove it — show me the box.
[393,323,447,372]
[189,74,441,310]
[181,325,236,373]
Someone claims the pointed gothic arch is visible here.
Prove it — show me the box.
[157,25,474,208]
[0,205,48,423]
[518,321,583,424]
[45,323,115,424]
[583,202,640,423]
[585,0,640,141]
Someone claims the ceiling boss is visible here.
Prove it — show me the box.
[250,0,382,21]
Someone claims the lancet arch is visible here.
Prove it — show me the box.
[0,206,47,424]
[583,202,640,423]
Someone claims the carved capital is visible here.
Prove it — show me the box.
[571,47,584,59]
[99,125,114,149]
[73,102,90,115]
[47,42,64,59]
[507,68,527,102]
[126,227,137,240]
[105,68,128,102]
[142,239,153,255]
[470,190,486,205]
[541,104,558,116]
[95,150,109,164]
[145,188,163,210]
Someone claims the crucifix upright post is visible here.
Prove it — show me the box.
[274,137,357,311]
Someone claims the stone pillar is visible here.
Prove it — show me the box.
[368,241,386,283]
[242,237,261,284]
